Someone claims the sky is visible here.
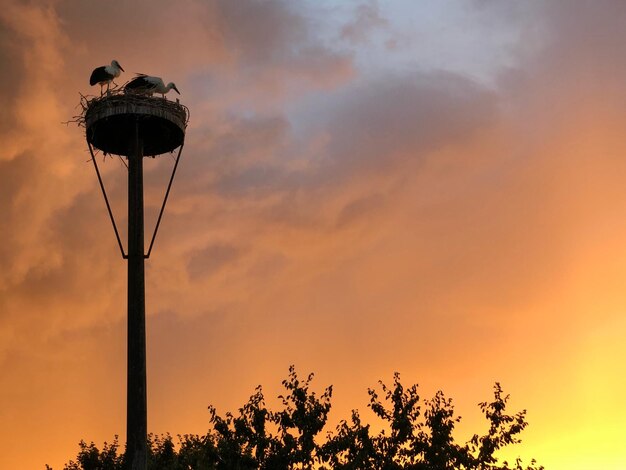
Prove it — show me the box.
[1,0,625,468]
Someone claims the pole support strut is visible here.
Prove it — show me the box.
[88,142,128,259]
[145,142,185,259]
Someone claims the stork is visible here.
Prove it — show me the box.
[89,60,124,95]
[124,74,180,98]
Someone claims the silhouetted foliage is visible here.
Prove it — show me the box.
[58,437,124,470]
[50,367,543,469]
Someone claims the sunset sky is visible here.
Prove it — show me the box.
[1,1,626,468]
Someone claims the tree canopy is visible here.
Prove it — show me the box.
[51,366,543,470]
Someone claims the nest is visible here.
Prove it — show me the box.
[71,88,190,128]
[70,87,190,157]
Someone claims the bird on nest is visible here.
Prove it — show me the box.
[124,74,181,99]
[89,60,124,95]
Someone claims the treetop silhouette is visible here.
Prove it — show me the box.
[53,366,542,470]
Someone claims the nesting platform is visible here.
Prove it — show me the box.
[85,94,189,157]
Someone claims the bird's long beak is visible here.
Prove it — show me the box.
[173,85,180,94]
[119,64,125,72]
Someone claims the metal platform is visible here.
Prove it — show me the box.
[85,94,188,156]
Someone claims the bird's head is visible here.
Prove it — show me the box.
[169,83,180,94]
[112,60,124,72]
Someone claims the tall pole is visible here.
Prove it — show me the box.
[127,119,147,470]
[85,95,187,470]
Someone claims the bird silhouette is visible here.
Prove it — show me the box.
[90,60,124,95]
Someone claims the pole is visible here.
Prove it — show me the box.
[127,119,147,470]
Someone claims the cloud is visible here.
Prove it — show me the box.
[321,71,497,176]
[0,2,88,291]
[3,1,626,469]
[55,0,354,109]
[341,0,389,45]
[0,0,357,358]
[187,243,243,280]
[0,2,126,370]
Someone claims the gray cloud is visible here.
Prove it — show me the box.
[4,2,626,469]
[341,0,388,45]
[187,243,243,280]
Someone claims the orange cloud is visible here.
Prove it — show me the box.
[2,2,626,469]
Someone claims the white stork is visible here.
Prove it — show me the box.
[124,74,180,98]
[89,60,124,95]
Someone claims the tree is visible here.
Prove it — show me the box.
[57,437,123,470]
[50,368,543,470]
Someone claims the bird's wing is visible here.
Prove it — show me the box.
[126,76,149,88]
[143,76,163,86]
[90,66,109,85]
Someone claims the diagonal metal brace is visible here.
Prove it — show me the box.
[88,141,128,259]
[145,142,185,259]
